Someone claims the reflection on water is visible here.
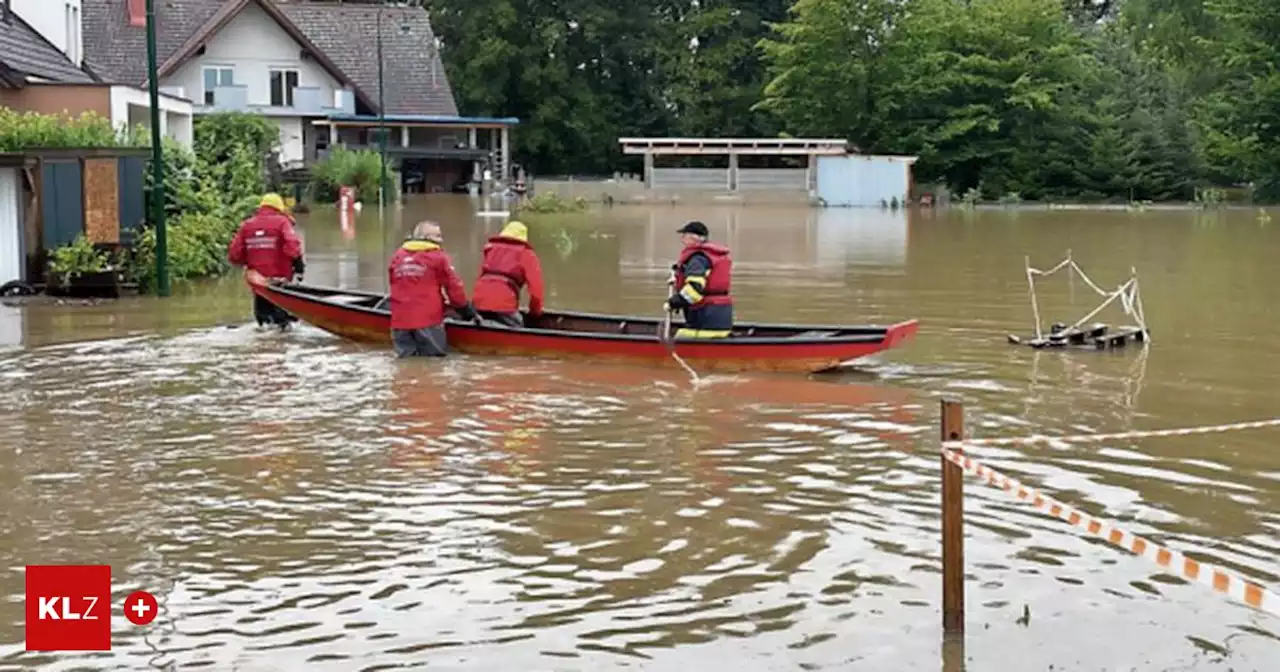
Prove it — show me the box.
[1,198,1279,670]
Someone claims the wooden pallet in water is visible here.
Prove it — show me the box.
[1007,323,1149,350]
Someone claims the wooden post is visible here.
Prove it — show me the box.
[941,399,965,636]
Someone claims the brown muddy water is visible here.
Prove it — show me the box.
[1,198,1278,671]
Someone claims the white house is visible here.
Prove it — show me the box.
[160,0,357,167]
[1,0,194,146]
[81,0,519,192]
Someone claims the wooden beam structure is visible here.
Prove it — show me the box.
[619,137,849,156]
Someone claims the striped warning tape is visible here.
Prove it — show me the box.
[941,447,1280,618]
[943,418,1280,449]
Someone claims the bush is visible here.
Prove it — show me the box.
[117,114,280,290]
[0,109,142,151]
[308,147,397,204]
[47,234,113,284]
[30,111,278,292]
[520,191,589,214]
[125,213,242,291]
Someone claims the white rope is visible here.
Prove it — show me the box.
[1068,278,1136,332]
[943,417,1280,448]
[1024,253,1149,342]
[1025,256,1044,341]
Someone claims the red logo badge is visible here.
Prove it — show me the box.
[25,565,112,651]
[123,590,158,626]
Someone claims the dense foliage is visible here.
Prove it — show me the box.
[431,0,1279,201]
[308,147,399,205]
[0,110,142,151]
[127,113,278,290]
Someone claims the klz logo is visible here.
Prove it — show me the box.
[25,565,111,651]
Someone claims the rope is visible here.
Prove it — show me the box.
[941,446,1280,618]
[944,417,1280,449]
[1024,253,1149,342]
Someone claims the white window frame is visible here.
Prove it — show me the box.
[268,68,300,107]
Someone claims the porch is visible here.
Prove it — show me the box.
[311,114,520,194]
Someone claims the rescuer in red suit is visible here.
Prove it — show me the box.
[665,220,734,338]
[387,220,478,357]
[472,220,544,327]
[228,193,305,329]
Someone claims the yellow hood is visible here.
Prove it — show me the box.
[500,221,528,242]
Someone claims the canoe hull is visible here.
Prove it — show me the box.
[250,278,918,374]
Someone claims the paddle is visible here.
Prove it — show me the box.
[662,269,701,382]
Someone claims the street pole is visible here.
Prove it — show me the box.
[145,0,169,296]
[377,8,387,214]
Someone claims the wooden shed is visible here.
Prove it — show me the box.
[0,148,150,289]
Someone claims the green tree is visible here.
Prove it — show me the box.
[1197,0,1280,198]
[876,0,1098,198]
[755,0,903,149]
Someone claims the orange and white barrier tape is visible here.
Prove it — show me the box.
[944,418,1280,449]
[941,447,1280,618]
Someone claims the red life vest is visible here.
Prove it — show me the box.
[674,242,733,306]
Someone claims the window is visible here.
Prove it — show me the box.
[269,69,299,107]
[202,67,233,105]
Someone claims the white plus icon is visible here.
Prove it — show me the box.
[131,599,151,619]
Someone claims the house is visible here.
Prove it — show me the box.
[2,0,193,292]
[81,0,519,194]
[0,0,195,145]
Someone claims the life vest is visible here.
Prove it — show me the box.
[479,235,532,291]
[674,242,733,306]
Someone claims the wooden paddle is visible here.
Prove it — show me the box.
[662,269,700,381]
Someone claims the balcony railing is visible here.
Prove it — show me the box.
[199,86,355,116]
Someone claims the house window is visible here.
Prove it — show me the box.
[269,69,299,107]
[202,67,234,105]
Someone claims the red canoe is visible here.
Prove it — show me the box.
[247,274,918,374]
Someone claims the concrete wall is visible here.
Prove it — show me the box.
[651,167,729,190]
[816,155,916,207]
[166,1,345,111]
[0,84,110,118]
[12,0,83,66]
[737,168,807,191]
[534,178,814,206]
[110,85,193,147]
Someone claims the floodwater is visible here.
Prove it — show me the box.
[1,197,1278,671]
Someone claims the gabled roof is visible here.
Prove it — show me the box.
[154,0,374,112]
[0,10,98,85]
[83,0,458,116]
[277,3,458,117]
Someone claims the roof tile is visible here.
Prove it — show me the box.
[0,11,97,84]
[82,0,458,116]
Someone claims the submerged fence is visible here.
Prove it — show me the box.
[936,400,1280,636]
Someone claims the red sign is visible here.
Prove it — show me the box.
[123,590,159,626]
[25,565,112,651]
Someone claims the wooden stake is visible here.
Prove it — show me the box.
[941,399,965,636]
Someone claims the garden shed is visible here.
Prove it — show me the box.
[0,147,150,289]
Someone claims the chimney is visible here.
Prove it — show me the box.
[128,0,146,27]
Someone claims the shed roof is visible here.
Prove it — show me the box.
[0,11,98,85]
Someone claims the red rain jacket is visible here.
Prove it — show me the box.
[387,241,469,330]
[227,206,303,279]
[473,235,545,315]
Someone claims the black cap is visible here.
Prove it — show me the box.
[676,220,709,237]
